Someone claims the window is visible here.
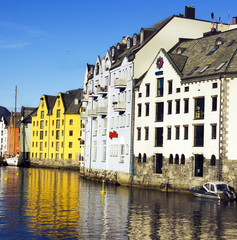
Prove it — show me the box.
[169,154,173,164]
[155,102,164,122]
[181,154,185,164]
[199,65,210,73]
[57,110,60,118]
[207,45,219,55]
[40,142,43,151]
[155,127,163,147]
[68,154,72,159]
[145,103,150,116]
[194,125,204,147]
[210,155,216,166]
[184,125,188,140]
[184,99,189,113]
[52,130,54,136]
[56,120,60,128]
[211,124,217,139]
[138,153,142,163]
[212,82,218,88]
[137,128,141,140]
[143,153,147,163]
[58,100,60,107]
[40,121,44,129]
[176,88,180,93]
[176,100,180,114]
[56,142,59,151]
[41,111,44,119]
[145,84,150,97]
[188,67,199,75]
[168,81,172,94]
[56,130,60,139]
[185,86,189,92]
[194,97,205,119]
[138,92,142,98]
[69,119,73,125]
[157,78,164,97]
[167,127,171,140]
[168,101,172,115]
[69,142,73,148]
[52,120,54,126]
[175,126,180,140]
[175,154,179,164]
[40,131,43,140]
[138,104,142,117]
[56,153,59,160]
[215,62,226,71]
[212,96,217,111]
[69,130,73,136]
[145,127,149,140]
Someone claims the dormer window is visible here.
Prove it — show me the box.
[96,63,99,75]
[228,40,235,47]
[187,67,199,75]
[199,65,210,73]
[215,37,226,46]
[176,47,186,54]
[117,44,120,50]
[140,29,144,44]
[127,38,131,49]
[133,35,137,45]
[105,58,109,71]
[112,48,115,57]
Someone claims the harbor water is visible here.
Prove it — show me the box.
[0,167,237,240]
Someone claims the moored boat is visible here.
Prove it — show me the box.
[5,154,19,166]
[190,181,236,200]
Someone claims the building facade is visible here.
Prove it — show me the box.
[0,116,9,158]
[134,28,237,190]
[31,89,82,168]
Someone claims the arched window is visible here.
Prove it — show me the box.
[169,154,173,164]
[138,153,142,163]
[143,153,147,163]
[175,154,179,164]
[210,155,216,166]
[181,154,185,164]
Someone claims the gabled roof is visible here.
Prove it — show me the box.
[43,95,57,115]
[168,28,237,81]
[61,88,83,114]
[0,106,11,118]
[21,107,38,123]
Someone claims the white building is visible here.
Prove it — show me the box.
[81,6,237,185]
[134,27,237,189]
[0,116,9,158]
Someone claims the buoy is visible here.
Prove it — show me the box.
[101,179,106,194]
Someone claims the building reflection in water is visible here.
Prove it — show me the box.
[0,167,237,239]
[26,168,80,238]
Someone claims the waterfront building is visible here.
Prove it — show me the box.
[81,6,237,183]
[19,107,37,163]
[6,112,21,157]
[134,27,237,190]
[0,117,9,158]
[30,89,82,168]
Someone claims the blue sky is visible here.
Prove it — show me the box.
[0,0,236,111]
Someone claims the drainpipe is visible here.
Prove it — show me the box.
[130,66,135,183]
[218,73,223,181]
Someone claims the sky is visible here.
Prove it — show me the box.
[0,0,237,112]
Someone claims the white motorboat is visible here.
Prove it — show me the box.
[6,155,19,166]
[190,181,236,200]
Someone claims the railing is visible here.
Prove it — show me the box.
[88,109,97,116]
[114,78,126,88]
[113,102,126,112]
[97,107,107,115]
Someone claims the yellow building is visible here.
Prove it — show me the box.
[30,89,82,167]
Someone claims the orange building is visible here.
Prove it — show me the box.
[7,112,21,156]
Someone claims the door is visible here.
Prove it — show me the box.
[195,154,203,177]
[155,153,163,174]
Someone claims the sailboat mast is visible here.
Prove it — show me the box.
[13,86,17,156]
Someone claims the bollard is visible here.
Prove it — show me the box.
[101,179,106,194]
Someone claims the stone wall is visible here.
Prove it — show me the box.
[30,158,80,170]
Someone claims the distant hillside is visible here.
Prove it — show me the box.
[0,106,11,118]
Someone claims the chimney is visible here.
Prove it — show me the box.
[233,17,237,24]
[185,6,195,19]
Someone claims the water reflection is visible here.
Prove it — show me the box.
[0,167,237,240]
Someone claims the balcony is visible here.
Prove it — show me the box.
[114,78,126,89]
[113,102,126,112]
[89,92,98,99]
[97,85,108,95]
[97,107,107,115]
[88,109,97,117]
